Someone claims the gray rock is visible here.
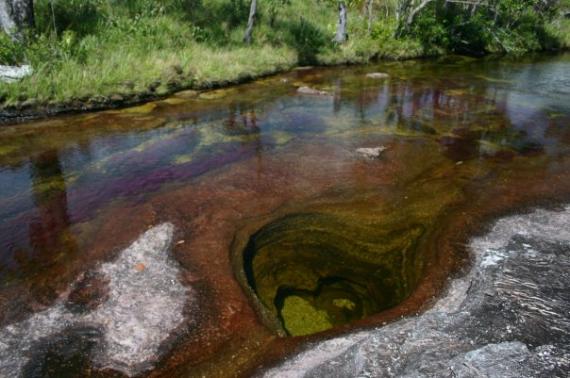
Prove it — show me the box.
[0,65,32,83]
[0,223,192,377]
[366,72,389,79]
[264,205,570,378]
[297,86,329,96]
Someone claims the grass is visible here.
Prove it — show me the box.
[0,0,568,108]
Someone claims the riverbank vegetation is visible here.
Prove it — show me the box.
[0,0,569,107]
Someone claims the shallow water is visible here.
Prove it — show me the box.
[0,53,570,375]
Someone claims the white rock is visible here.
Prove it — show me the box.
[0,65,33,83]
[355,146,387,159]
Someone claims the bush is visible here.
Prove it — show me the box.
[402,0,561,55]
[0,34,26,65]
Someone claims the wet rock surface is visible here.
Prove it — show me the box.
[264,205,570,377]
[0,223,190,377]
[65,272,110,314]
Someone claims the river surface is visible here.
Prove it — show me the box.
[0,53,569,376]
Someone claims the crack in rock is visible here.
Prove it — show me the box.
[264,205,570,377]
[0,223,190,377]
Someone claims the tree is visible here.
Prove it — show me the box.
[335,1,348,43]
[366,0,374,35]
[395,0,433,37]
[0,0,34,41]
[243,0,257,44]
[268,0,290,27]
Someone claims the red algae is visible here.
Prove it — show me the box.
[0,54,570,377]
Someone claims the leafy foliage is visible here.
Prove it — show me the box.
[400,0,563,54]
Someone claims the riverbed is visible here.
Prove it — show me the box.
[0,53,569,377]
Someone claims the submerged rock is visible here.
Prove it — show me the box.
[366,72,389,79]
[264,205,570,377]
[297,86,329,96]
[0,65,32,83]
[0,223,191,377]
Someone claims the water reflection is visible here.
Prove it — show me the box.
[0,53,569,287]
[27,150,76,264]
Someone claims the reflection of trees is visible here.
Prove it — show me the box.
[15,150,77,274]
[224,102,260,136]
[328,73,546,161]
[224,102,264,178]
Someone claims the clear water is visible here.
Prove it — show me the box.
[0,53,569,374]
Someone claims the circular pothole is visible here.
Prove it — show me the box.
[243,213,426,336]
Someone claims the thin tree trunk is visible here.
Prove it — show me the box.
[335,1,348,43]
[396,0,434,37]
[405,0,433,28]
[0,0,34,41]
[366,0,373,35]
[243,0,257,44]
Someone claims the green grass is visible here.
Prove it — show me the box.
[0,0,568,107]
[0,0,431,106]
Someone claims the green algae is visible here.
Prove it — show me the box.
[281,296,332,336]
[173,155,193,165]
[119,102,158,114]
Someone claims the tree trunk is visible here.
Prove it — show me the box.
[405,0,433,29]
[243,0,257,44]
[335,1,348,44]
[395,0,433,37]
[0,0,34,41]
[366,0,373,35]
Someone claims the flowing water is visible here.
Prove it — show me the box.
[0,53,569,376]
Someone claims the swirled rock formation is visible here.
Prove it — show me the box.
[264,205,570,377]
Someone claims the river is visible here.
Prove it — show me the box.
[0,53,569,377]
